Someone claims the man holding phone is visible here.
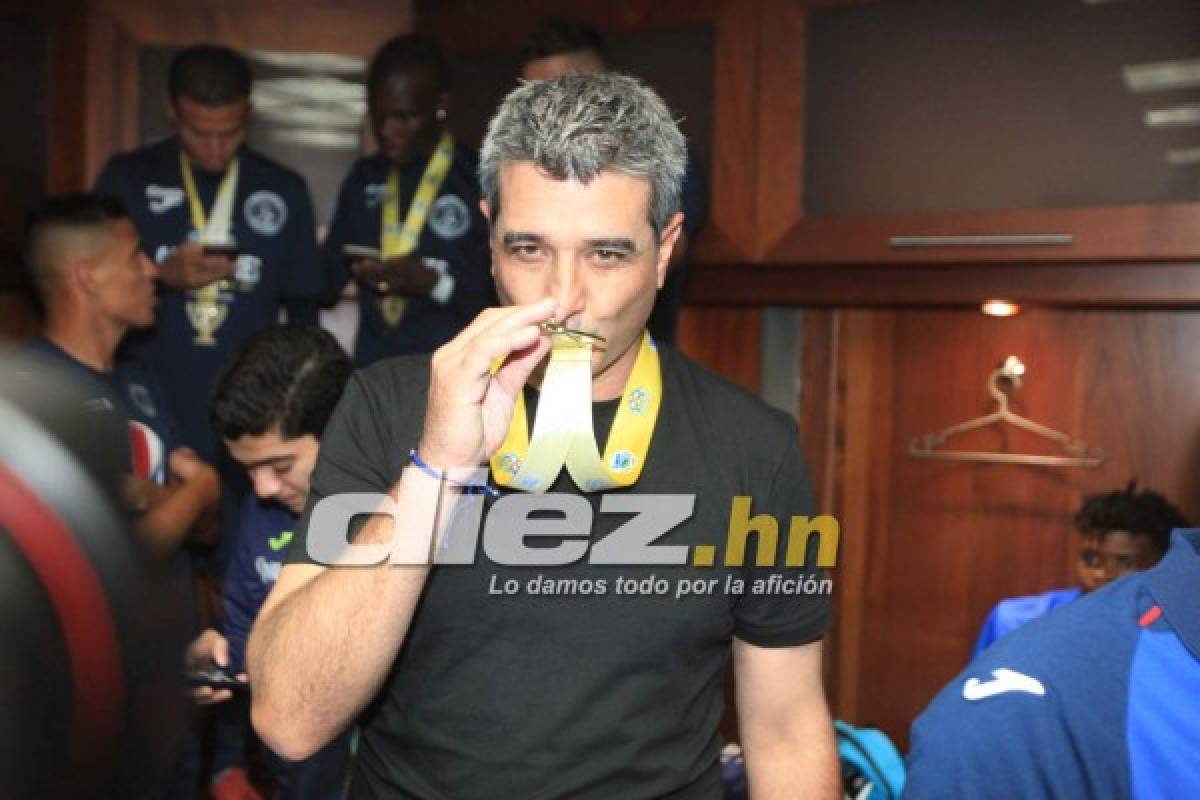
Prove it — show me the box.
[95,44,323,466]
[320,35,494,366]
[187,325,353,799]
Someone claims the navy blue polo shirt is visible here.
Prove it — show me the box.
[95,138,322,460]
[321,146,495,366]
[905,530,1200,799]
[221,495,295,674]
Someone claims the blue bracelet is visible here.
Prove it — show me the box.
[408,448,499,499]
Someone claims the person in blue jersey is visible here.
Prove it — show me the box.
[906,528,1200,799]
[21,193,222,800]
[972,482,1189,658]
[521,16,711,346]
[95,44,323,464]
[21,193,220,557]
[320,35,495,367]
[186,326,353,800]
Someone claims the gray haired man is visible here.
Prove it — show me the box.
[247,73,838,798]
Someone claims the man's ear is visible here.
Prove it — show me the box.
[655,212,685,289]
[479,199,497,278]
[69,256,99,296]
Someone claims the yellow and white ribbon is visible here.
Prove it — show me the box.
[180,153,239,345]
[180,153,239,245]
[379,130,455,327]
[491,331,662,493]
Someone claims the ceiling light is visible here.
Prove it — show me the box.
[1145,104,1200,128]
[1123,58,1200,93]
[981,299,1021,317]
[269,128,361,150]
[247,50,366,75]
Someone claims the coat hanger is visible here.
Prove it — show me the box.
[909,356,1104,468]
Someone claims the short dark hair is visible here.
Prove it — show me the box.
[210,326,352,442]
[168,45,252,105]
[24,193,129,301]
[366,35,449,99]
[521,17,609,68]
[1074,480,1190,557]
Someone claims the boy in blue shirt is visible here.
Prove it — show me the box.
[188,325,352,799]
[973,482,1189,657]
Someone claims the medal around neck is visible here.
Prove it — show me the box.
[180,153,239,346]
[378,130,456,327]
[490,330,661,493]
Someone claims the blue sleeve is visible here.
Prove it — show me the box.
[221,498,264,674]
[971,603,1002,659]
[905,595,1134,799]
[281,178,322,324]
[681,155,709,238]
[318,166,360,306]
[440,198,495,321]
[94,156,136,210]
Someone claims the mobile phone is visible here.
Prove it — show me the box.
[202,243,240,260]
[343,244,382,261]
[186,667,248,691]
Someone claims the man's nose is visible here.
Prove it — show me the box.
[141,253,159,280]
[252,469,281,499]
[548,258,585,322]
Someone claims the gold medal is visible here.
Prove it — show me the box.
[180,153,238,346]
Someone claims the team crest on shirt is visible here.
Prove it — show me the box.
[429,195,470,240]
[244,191,288,236]
[235,254,263,287]
[146,185,185,214]
[128,420,166,483]
[364,183,388,209]
[127,382,157,418]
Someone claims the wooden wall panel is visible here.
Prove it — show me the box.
[675,307,762,393]
[825,307,1200,746]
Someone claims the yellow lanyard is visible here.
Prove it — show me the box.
[381,130,455,258]
[378,130,454,326]
[491,332,662,493]
[179,152,239,244]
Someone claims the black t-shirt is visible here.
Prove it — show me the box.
[292,344,831,799]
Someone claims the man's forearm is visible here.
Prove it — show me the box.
[744,736,840,800]
[137,479,219,557]
[247,467,457,760]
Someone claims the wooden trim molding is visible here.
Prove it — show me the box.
[686,261,1200,307]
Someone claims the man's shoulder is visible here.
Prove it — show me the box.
[923,577,1144,737]
[980,578,1140,684]
[989,586,1082,627]
[907,579,1144,797]
[447,152,483,202]
[333,154,389,201]
[239,148,310,196]
[241,493,298,531]
[98,139,176,185]
[451,143,481,179]
[349,354,432,410]
[661,344,797,441]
